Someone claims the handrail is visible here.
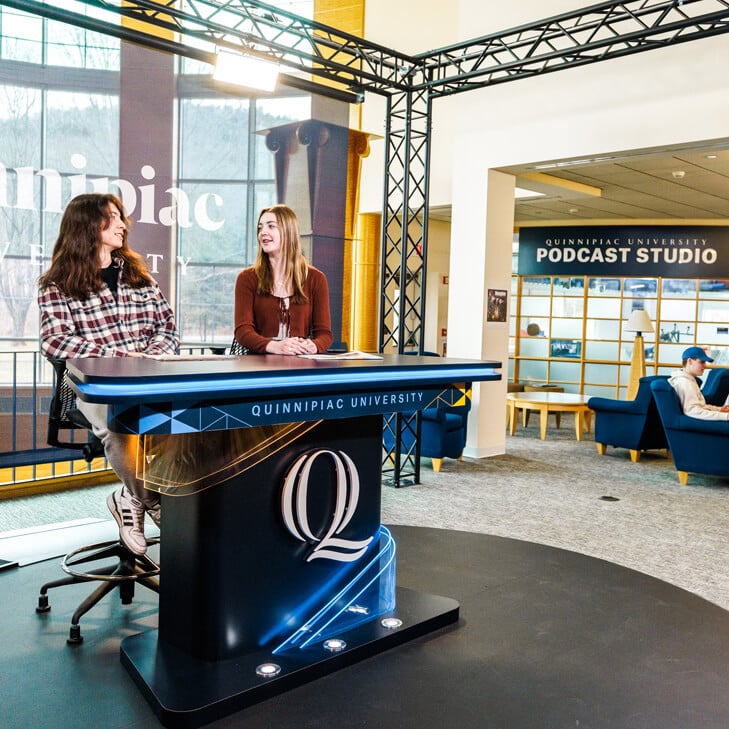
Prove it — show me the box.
[0,346,220,488]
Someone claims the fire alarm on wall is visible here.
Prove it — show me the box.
[442,276,449,285]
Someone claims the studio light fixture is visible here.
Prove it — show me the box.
[625,309,654,400]
[213,49,280,92]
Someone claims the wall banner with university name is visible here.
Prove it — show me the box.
[518,225,729,278]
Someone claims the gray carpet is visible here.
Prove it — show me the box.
[2,416,728,609]
[383,416,729,611]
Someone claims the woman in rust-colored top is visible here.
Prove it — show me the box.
[234,204,333,355]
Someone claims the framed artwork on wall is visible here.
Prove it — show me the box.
[487,289,507,322]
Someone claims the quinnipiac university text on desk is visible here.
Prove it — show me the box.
[66,353,501,728]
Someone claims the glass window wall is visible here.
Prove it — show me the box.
[0,7,311,348]
[512,273,729,396]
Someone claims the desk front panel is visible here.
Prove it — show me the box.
[158,414,386,661]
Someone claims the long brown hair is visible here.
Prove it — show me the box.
[254,204,309,304]
[39,193,152,299]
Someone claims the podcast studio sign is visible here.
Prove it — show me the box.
[518,226,729,278]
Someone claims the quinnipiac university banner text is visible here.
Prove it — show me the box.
[518,225,729,278]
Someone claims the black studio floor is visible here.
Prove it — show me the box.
[4,525,729,729]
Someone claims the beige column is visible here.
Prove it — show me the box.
[448,166,515,458]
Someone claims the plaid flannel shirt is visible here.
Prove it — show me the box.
[39,267,179,359]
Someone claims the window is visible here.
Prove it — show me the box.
[511,273,729,397]
[46,90,119,173]
[0,8,42,63]
[46,19,119,70]
[175,94,309,344]
[0,11,310,347]
[0,6,119,68]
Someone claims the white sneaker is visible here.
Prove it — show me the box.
[107,487,147,555]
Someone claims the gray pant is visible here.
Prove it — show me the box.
[75,399,159,511]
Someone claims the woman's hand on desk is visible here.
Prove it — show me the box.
[266,337,317,356]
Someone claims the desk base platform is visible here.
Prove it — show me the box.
[120,586,459,729]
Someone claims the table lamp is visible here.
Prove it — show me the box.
[625,309,654,399]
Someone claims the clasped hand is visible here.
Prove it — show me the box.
[271,337,317,356]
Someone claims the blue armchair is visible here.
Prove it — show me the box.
[386,352,469,472]
[701,367,729,406]
[384,400,470,472]
[586,375,669,462]
[419,405,469,472]
[650,378,729,485]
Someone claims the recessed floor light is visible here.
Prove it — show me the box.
[256,662,281,678]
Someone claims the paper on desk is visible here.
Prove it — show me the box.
[145,353,236,361]
[297,351,383,360]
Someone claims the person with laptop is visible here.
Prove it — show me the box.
[668,346,729,420]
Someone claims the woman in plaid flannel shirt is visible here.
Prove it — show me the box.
[38,193,179,555]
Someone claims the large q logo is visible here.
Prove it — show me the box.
[281,449,374,562]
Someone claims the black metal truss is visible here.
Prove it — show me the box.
[3,0,729,484]
[379,89,430,355]
[382,410,420,488]
[5,1,727,100]
[0,0,419,97]
[379,88,431,485]
[418,0,729,98]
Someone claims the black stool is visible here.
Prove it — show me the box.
[36,538,160,644]
[39,357,160,644]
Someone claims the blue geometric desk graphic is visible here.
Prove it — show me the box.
[67,353,501,728]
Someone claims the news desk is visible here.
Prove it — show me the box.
[67,353,501,728]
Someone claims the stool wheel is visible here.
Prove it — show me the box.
[67,625,83,645]
[36,594,51,613]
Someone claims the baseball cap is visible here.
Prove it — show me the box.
[682,346,713,362]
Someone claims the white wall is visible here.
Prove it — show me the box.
[363,0,460,53]
[360,0,460,213]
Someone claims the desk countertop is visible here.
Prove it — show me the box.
[67,353,502,404]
